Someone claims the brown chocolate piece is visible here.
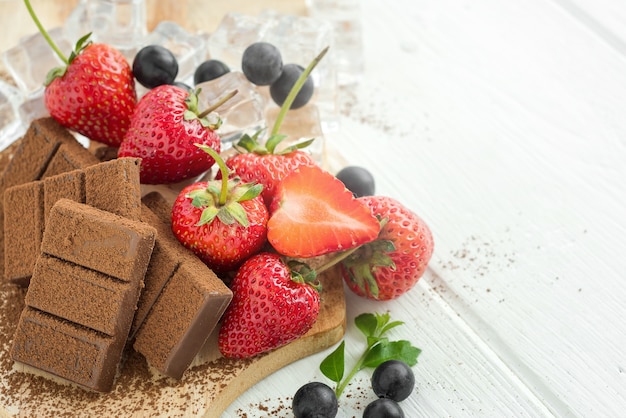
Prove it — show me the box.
[0,118,98,211]
[11,307,125,393]
[26,255,139,337]
[41,198,155,281]
[83,158,141,221]
[3,158,141,286]
[3,182,45,286]
[133,191,232,379]
[11,199,156,392]
[133,262,231,379]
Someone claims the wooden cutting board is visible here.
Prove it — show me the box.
[0,265,345,417]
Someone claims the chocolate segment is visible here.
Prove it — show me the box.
[41,199,155,282]
[3,181,45,287]
[11,307,125,393]
[133,191,232,379]
[26,255,138,337]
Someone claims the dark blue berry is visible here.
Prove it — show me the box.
[292,382,338,418]
[363,398,405,418]
[194,59,230,85]
[241,42,283,85]
[335,166,375,198]
[133,45,178,89]
[270,64,314,109]
[371,360,415,402]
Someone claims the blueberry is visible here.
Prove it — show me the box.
[270,64,314,109]
[371,360,415,402]
[241,42,283,85]
[335,166,375,198]
[363,398,405,418]
[194,59,230,85]
[133,45,178,89]
[292,382,338,418]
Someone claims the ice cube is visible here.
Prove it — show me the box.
[2,27,72,97]
[18,92,49,128]
[207,12,273,71]
[265,103,325,164]
[64,0,147,60]
[196,71,267,148]
[141,21,207,85]
[0,81,26,151]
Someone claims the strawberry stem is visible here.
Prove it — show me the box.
[270,46,329,137]
[198,89,238,119]
[23,0,68,64]
[195,144,229,205]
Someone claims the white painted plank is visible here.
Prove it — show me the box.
[319,0,626,416]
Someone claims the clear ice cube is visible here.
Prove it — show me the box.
[18,92,49,128]
[196,71,267,148]
[2,27,72,97]
[265,103,325,164]
[206,12,273,71]
[0,81,26,151]
[141,21,207,85]
[64,0,148,60]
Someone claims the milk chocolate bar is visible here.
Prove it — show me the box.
[133,191,232,379]
[11,199,156,392]
[11,307,125,393]
[3,158,141,286]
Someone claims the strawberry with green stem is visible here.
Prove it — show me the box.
[24,0,137,146]
[220,47,329,207]
[171,144,268,274]
[118,86,235,184]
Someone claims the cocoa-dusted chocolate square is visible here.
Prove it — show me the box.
[84,157,141,221]
[26,255,139,337]
[3,181,44,287]
[43,169,85,222]
[11,307,125,393]
[133,262,232,380]
[132,191,232,379]
[41,198,156,282]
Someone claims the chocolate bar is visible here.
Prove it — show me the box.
[133,191,232,379]
[10,199,156,392]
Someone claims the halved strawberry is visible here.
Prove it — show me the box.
[267,165,380,258]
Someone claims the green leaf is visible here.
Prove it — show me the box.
[264,134,287,154]
[44,66,67,86]
[362,340,421,369]
[197,206,219,226]
[320,341,345,383]
[380,320,405,336]
[216,207,236,225]
[224,201,249,227]
[235,183,263,202]
[355,313,378,338]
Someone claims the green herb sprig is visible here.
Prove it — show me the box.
[320,312,421,398]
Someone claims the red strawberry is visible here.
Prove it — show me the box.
[171,145,268,274]
[341,196,434,300]
[267,164,380,258]
[43,35,137,147]
[118,85,221,184]
[222,132,317,206]
[218,252,321,358]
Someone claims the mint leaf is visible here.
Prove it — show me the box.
[320,341,345,383]
[362,340,421,369]
[355,313,378,338]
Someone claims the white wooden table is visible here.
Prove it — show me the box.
[225,0,626,416]
[3,0,626,416]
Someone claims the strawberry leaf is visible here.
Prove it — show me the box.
[320,341,345,383]
[224,202,249,227]
[198,206,219,226]
[362,340,421,369]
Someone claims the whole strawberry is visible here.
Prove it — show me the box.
[118,85,222,184]
[171,144,268,274]
[218,252,321,358]
[44,39,136,147]
[222,133,316,207]
[340,196,434,300]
